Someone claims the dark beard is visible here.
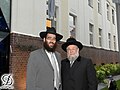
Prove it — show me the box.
[43,41,57,52]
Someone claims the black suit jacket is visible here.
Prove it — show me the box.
[61,56,98,90]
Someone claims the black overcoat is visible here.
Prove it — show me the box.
[61,56,98,90]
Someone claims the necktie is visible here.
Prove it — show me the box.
[70,60,74,67]
[51,53,60,90]
[70,61,74,67]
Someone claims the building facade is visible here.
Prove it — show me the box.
[9,0,118,51]
[0,0,119,89]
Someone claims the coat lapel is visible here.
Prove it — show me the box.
[70,56,81,73]
[55,52,61,68]
[40,48,61,71]
[41,48,54,70]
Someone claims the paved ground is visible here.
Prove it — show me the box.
[97,75,120,90]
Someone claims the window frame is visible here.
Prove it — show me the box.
[69,13,76,38]
[89,23,94,45]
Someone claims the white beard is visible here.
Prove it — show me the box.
[67,53,79,62]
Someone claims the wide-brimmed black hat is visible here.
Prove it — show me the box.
[62,37,83,52]
[39,27,63,41]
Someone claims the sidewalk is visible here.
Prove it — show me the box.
[97,75,120,90]
[98,83,107,90]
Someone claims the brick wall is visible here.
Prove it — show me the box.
[10,33,119,90]
[81,46,119,65]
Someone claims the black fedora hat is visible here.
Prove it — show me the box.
[39,27,63,41]
[62,37,83,52]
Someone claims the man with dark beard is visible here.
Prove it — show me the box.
[61,37,98,90]
[26,27,63,90]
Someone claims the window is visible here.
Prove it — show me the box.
[0,0,11,27]
[89,23,94,45]
[99,28,102,47]
[108,33,111,49]
[107,4,110,20]
[112,9,115,24]
[113,36,116,50]
[98,0,101,14]
[88,0,93,8]
[46,0,57,27]
[69,14,76,38]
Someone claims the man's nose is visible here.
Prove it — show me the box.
[50,39,55,43]
[70,50,74,53]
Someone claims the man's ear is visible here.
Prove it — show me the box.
[77,48,80,52]
[43,38,45,42]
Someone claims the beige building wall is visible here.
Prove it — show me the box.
[68,0,118,51]
[11,0,46,37]
[10,0,118,51]
[61,0,69,41]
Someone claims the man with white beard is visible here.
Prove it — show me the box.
[61,37,98,90]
